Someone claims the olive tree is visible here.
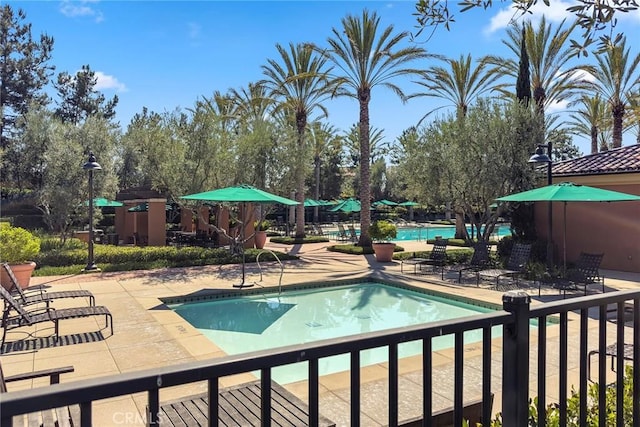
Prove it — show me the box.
[396,98,543,242]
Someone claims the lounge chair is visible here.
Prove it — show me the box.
[1,263,95,307]
[451,241,492,285]
[158,379,336,426]
[347,224,358,242]
[0,286,112,346]
[335,223,349,242]
[554,252,605,296]
[1,361,80,426]
[477,242,532,288]
[401,239,448,279]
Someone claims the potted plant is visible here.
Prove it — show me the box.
[253,220,271,249]
[0,223,41,289]
[369,220,397,262]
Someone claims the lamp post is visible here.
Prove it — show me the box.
[83,151,102,272]
[529,142,553,271]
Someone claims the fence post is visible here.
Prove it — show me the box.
[502,290,531,425]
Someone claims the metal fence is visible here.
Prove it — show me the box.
[2,289,639,427]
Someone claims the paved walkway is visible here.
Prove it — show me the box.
[2,238,639,426]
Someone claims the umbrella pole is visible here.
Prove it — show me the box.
[234,203,253,288]
[563,202,567,274]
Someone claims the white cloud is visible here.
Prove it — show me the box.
[546,99,568,114]
[94,72,127,92]
[484,0,575,34]
[59,0,104,23]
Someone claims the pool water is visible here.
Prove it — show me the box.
[393,225,512,241]
[170,283,501,383]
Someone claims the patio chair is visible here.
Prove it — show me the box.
[347,224,358,242]
[477,242,532,288]
[555,252,605,296]
[1,361,80,426]
[0,286,112,346]
[335,223,349,242]
[401,238,448,279]
[1,263,95,307]
[587,342,634,381]
[158,379,336,426]
[451,241,492,285]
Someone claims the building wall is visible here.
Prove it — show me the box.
[535,174,640,272]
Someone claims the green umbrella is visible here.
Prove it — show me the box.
[304,198,323,207]
[398,201,419,207]
[180,185,298,288]
[181,184,298,205]
[373,199,398,208]
[85,197,124,207]
[497,182,640,270]
[329,198,361,213]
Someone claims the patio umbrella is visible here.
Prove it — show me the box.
[304,198,323,207]
[496,182,640,270]
[329,198,361,213]
[373,199,398,208]
[85,197,123,207]
[180,185,298,287]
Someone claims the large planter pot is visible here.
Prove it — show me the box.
[372,243,395,262]
[1,262,36,290]
[254,231,268,249]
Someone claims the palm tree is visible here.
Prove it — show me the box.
[228,82,274,130]
[308,121,340,223]
[486,17,583,115]
[410,53,506,122]
[582,37,640,148]
[322,9,428,246]
[567,94,610,154]
[261,42,333,237]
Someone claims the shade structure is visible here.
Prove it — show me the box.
[373,199,398,208]
[329,198,361,213]
[86,197,123,207]
[181,184,298,205]
[304,198,323,207]
[398,201,419,207]
[497,182,640,270]
[180,185,298,287]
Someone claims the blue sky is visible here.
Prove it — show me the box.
[10,0,640,154]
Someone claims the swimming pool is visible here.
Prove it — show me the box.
[393,224,511,241]
[169,282,502,383]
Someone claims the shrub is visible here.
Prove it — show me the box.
[369,220,397,243]
[270,236,329,244]
[490,366,635,426]
[254,220,272,231]
[0,223,41,263]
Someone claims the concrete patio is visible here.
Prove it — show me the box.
[2,238,639,426]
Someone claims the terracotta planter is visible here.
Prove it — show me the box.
[372,243,395,262]
[1,262,36,290]
[254,231,267,249]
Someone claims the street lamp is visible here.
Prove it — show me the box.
[83,151,102,272]
[529,142,553,271]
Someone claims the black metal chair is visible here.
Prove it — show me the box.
[477,242,532,288]
[555,252,605,296]
[401,239,449,279]
[452,241,492,285]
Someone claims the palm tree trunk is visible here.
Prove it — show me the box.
[314,155,320,224]
[612,104,624,148]
[590,125,598,154]
[358,89,372,247]
[295,115,307,238]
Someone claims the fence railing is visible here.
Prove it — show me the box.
[2,289,639,427]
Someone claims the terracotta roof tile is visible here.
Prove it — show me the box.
[552,144,640,177]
